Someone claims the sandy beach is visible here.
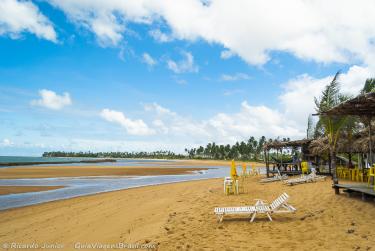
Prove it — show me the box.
[0,166,209,179]
[0,186,65,195]
[1,172,374,250]
[0,159,261,179]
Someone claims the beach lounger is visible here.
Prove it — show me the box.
[214,193,296,222]
[260,170,288,183]
[284,175,312,186]
[284,170,326,186]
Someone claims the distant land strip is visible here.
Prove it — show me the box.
[0,159,116,167]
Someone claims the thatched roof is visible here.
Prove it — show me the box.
[264,139,312,150]
[309,137,329,155]
[316,92,375,117]
[352,135,375,153]
[309,130,374,155]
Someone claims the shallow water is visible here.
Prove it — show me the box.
[0,158,266,211]
[0,166,231,210]
[0,156,173,168]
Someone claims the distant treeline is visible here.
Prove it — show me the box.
[42,150,185,159]
[43,136,291,161]
[185,136,291,161]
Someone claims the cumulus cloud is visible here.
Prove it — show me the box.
[47,0,375,66]
[220,50,235,59]
[167,51,198,74]
[31,89,72,110]
[141,65,372,147]
[0,0,57,41]
[0,138,13,147]
[144,101,303,146]
[279,65,371,128]
[142,52,157,66]
[220,73,250,81]
[100,108,154,136]
[149,29,173,42]
[223,89,244,96]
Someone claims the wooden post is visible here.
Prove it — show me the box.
[265,149,269,178]
[280,148,283,172]
[368,117,373,166]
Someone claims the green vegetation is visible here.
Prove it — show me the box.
[314,71,350,183]
[43,136,289,161]
[313,75,374,184]
[185,136,268,160]
[42,151,185,159]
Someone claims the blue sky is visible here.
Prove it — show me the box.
[0,0,373,156]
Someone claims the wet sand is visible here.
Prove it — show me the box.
[0,166,208,179]
[0,186,65,195]
[0,159,262,179]
[0,176,374,250]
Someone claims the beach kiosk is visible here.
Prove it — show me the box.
[316,92,375,197]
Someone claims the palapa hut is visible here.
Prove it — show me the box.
[263,139,313,177]
[316,92,375,197]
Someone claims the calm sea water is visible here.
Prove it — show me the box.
[0,156,173,168]
[0,156,266,210]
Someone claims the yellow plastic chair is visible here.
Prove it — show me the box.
[342,168,350,180]
[337,167,343,178]
[357,169,365,182]
[301,161,308,175]
[350,169,357,181]
[241,163,247,177]
[367,167,375,190]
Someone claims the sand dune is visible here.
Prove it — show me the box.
[0,175,374,250]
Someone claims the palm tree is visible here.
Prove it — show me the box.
[314,71,349,189]
[361,78,375,94]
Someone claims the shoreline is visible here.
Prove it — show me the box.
[0,185,65,195]
[0,166,209,179]
[1,176,374,250]
[0,158,116,167]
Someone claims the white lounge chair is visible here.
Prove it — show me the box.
[284,175,312,186]
[260,170,288,183]
[214,193,296,222]
[284,170,326,186]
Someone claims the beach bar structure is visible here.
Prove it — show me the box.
[317,92,375,198]
[264,139,312,177]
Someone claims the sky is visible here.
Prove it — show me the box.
[0,0,374,156]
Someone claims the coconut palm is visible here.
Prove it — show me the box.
[314,71,350,187]
[361,78,375,94]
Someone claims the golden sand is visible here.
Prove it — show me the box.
[0,175,374,250]
[0,186,65,195]
[0,166,208,179]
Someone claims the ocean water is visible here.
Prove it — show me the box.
[0,166,234,210]
[0,156,173,168]
[0,156,266,210]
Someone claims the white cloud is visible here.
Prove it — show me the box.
[167,51,198,74]
[0,0,57,42]
[47,0,375,67]
[279,65,371,128]
[144,101,303,146]
[223,89,244,96]
[31,89,72,110]
[220,50,235,59]
[220,73,250,81]
[1,138,13,146]
[144,102,176,116]
[142,52,157,66]
[48,0,153,47]
[140,65,372,148]
[100,108,154,136]
[149,29,173,42]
